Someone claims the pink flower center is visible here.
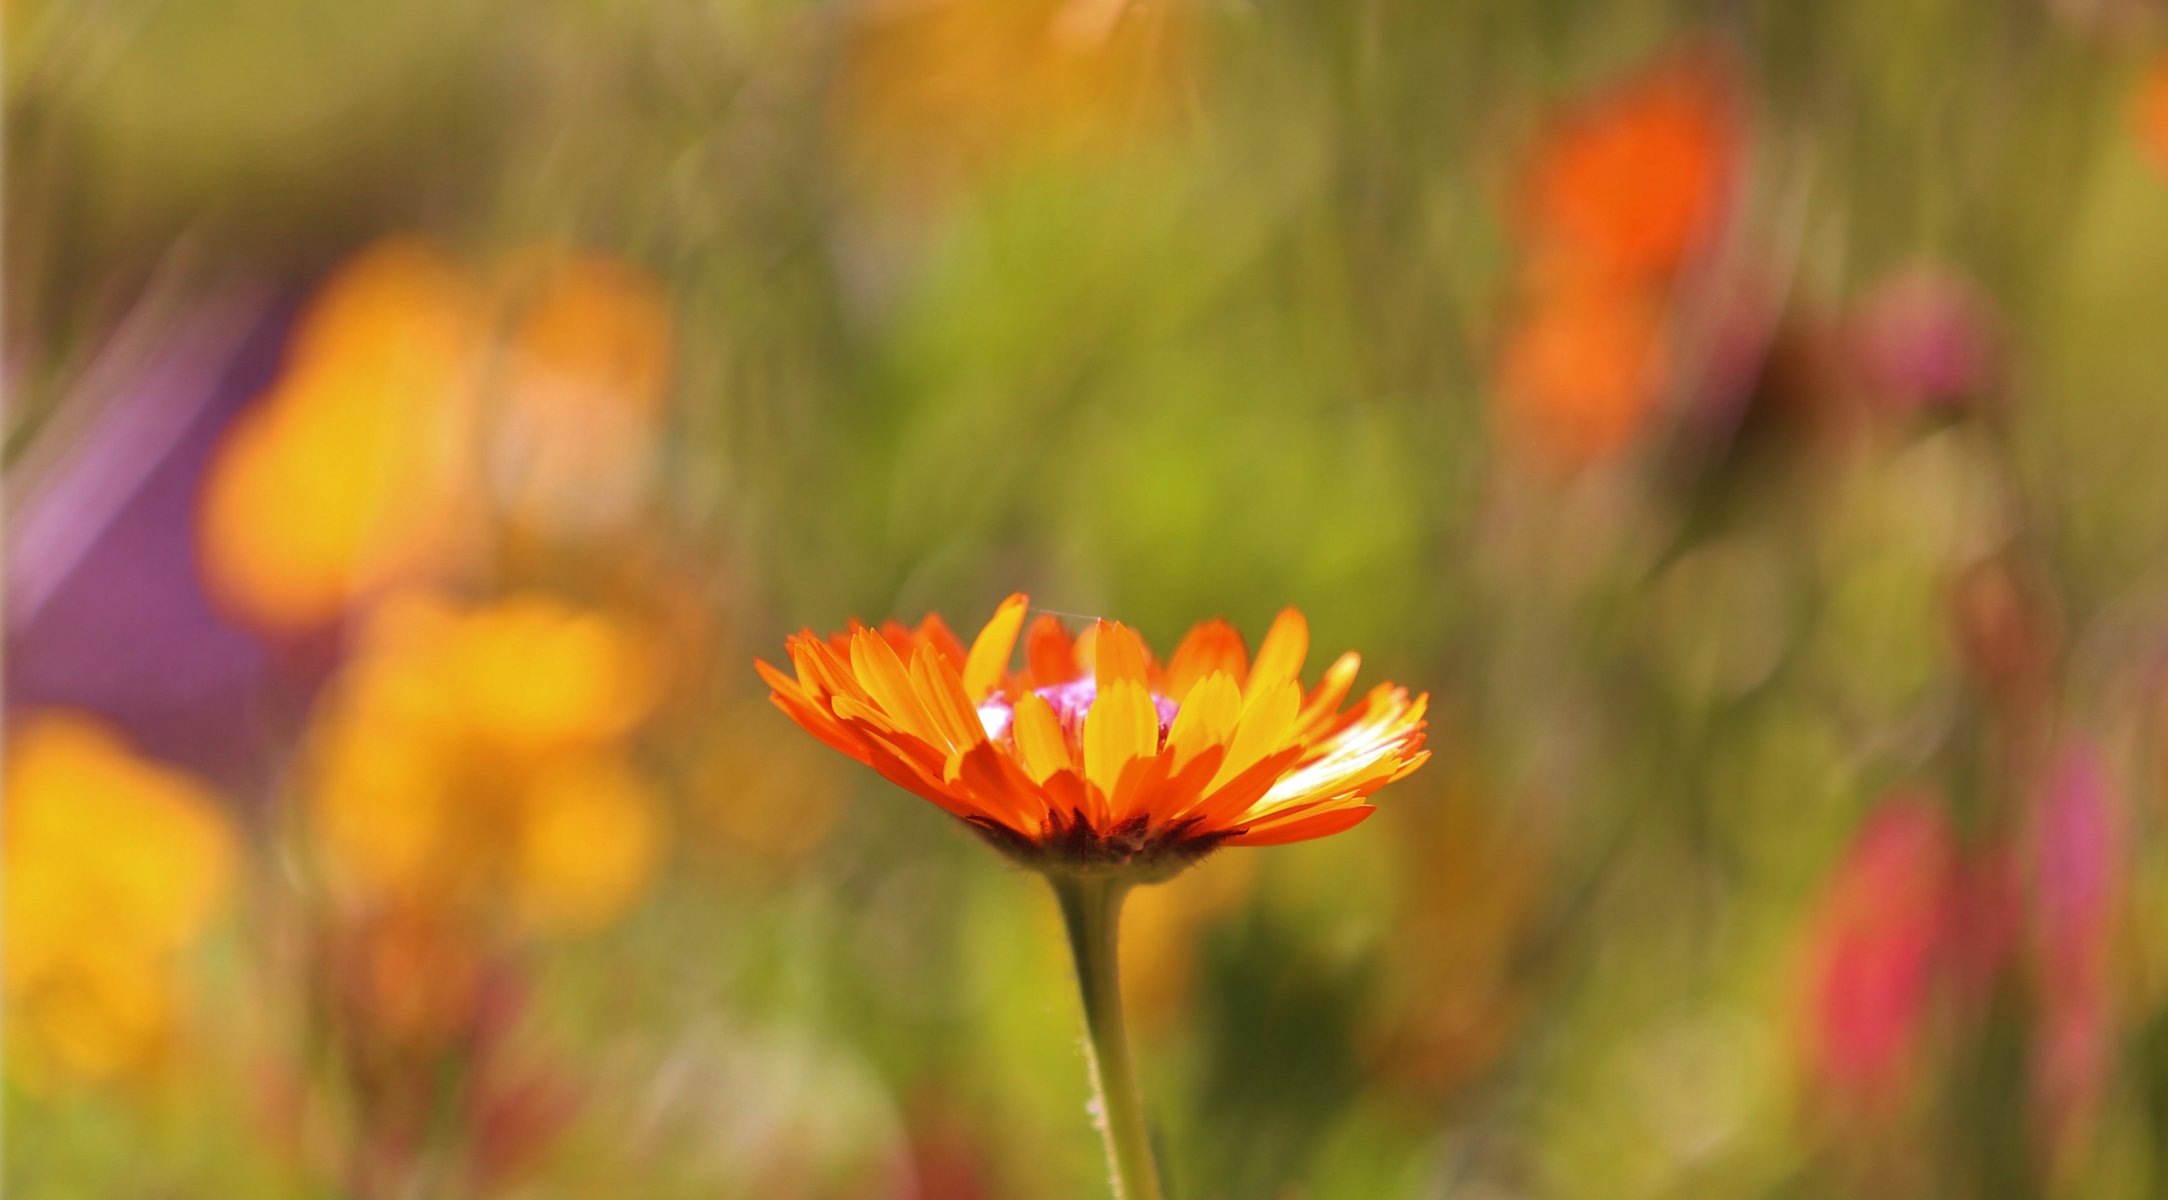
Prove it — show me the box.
[975,678,1181,743]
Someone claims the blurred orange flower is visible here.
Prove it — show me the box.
[307,591,666,934]
[2137,57,2168,181]
[1495,285,1669,470]
[4,713,239,1091]
[831,0,1195,194]
[758,596,1429,877]
[1494,47,1742,471]
[1518,53,1741,286]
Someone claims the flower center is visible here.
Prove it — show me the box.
[976,678,1180,744]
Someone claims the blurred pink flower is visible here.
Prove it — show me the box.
[1847,268,2000,414]
[1803,799,1957,1106]
[2028,743,2122,1149]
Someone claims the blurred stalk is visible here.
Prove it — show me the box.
[1050,873,1165,1200]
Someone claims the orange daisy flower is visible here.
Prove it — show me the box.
[757,595,1429,878]
[1516,52,1741,286]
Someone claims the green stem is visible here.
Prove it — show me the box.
[1050,873,1166,1200]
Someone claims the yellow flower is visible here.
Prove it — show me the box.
[197,239,485,633]
[4,714,237,1091]
[758,595,1429,878]
[197,239,679,633]
[307,591,665,934]
[487,249,676,533]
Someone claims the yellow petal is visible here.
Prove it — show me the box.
[1243,608,1309,707]
[962,593,1029,701]
[850,629,936,740]
[1209,677,1301,792]
[1166,671,1240,772]
[1012,691,1075,784]
[1083,679,1158,800]
[1298,651,1362,731]
[911,642,989,754]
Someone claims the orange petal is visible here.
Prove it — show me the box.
[792,635,868,704]
[954,740,1046,832]
[1147,745,1226,832]
[1225,804,1376,847]
[767,690,868,763]
[1041,769,1093,833]
[1093,621,1152,692]
[963,593,1029,701]
[1163,618,1249,701]
[833,705,981,820]
[1025,615,1078,688]
[916,613,969,667]
[755,657,805,699]
[1186,745,1308,831]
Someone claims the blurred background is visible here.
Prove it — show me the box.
[10,0,2168,1196]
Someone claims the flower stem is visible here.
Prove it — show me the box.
[1050,872,1166,1200]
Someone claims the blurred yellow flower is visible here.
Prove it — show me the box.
[197,239,678,634]
[307,591,667,934]
[198,239,485,633]
[1120,850,1257,1031]
[4,713,238,1091]
[487,249,676,534]
[687,702,848,869]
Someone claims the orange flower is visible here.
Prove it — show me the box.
[1495,284,1669,469]
[757,596,1428,877]
[1517,53,1740,285]
[2136,58,2168,182]
[830,0,1194,196]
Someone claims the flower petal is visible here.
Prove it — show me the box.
[1225,804,1376,847]
[1243,608,1309,708]
[1083,678,1158,801]
[1163,618,1249,701]
[850,628,937,741]
[1025,615,1078,688]
[1297,651,1362,733]
[1166,671,1240,773]
[963,593,1029,701]
[1012,691,1075,784]
[1094,621,1152,692]
[911,642,990,754]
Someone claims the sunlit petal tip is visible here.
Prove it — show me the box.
[1244,608,1310,704]
[1093,621,1152,691]
[1225,804,1377,848]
